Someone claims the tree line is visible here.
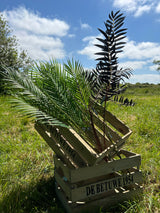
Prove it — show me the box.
[0,13,32,93]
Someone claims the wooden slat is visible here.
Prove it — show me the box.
[70,154,141,183]
[82,127,109,150]
[91,100,131,135]
[94,126,111,149]
[93,113,121,143]
[83,129,97,147]
[47,125,87,167]
[70,171,142,202]
[119,149,137,157]
[35,123,68,163]
[57,127,97,166]
[103,110,130,135]
[95,130,132,163]
[82,120,111,149]
[55,183,73,213]
[35,123,84,168]
[121,130,132,141]
[35,123,98,166]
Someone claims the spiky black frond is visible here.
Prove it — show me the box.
[113,95,135,106]
[91,10,132,102]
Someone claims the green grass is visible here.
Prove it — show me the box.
[0,96,64,213]
[107,88,160,212]
[0,84,160,212]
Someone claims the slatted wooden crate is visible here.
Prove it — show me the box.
[55,180,143,213]
[34,106,142,212]
[54,150,143,213]
[35,105,132,167]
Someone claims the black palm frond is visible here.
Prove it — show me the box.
[90,10,132,103]
[113,95,135,106]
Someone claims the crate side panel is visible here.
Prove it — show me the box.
[95,132,132,163]
[119,149,137,157]
[55,183,143,213]
[58,127,97,165]
[92,101,130,135]
[71,171,142,202]
[55,171,71,199]
[49,126,87,167]
[54,157,73,180]
[71,154,141,183]
[35,124,70,164]
[93,113,121,143]
[35,124,77,168]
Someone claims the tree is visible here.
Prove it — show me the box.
[153,60,160,73]
[0,13,32,93]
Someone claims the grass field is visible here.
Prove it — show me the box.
[0,84,160,213]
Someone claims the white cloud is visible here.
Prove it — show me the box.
[16,31,65,60]
[78,35,160,62]
[3,7,69,36]
[134,4,152,17]
[113,0,155,17]
[120,39,160,60]
[128,74,160,84]
[149,64,159,71]
[2,7,70,60]
[80,22,91,30]
[119,60,147,70]
[78,35,100,59]
[155,2,160,13]
[113,0,137,12]
[68,34,75,38]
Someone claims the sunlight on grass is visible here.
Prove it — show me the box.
[0,96,60,212]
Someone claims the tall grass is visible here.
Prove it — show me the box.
[0,96,64,213]
[0,84,160,212]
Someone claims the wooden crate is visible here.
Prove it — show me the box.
[34,105,142,212]
[54,150,143,213]
[35,104,132,167]
[55,183,143,213]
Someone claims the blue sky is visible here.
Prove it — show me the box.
[1,0,160,84]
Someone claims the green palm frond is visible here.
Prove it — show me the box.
[10,98,68,127]
[2,60,92,132]
[64,59,92,109]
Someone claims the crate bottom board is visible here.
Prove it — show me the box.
[55,182,143,213]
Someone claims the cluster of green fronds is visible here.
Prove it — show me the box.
[2,60,93,134]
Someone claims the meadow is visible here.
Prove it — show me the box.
[0,84,160,213]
